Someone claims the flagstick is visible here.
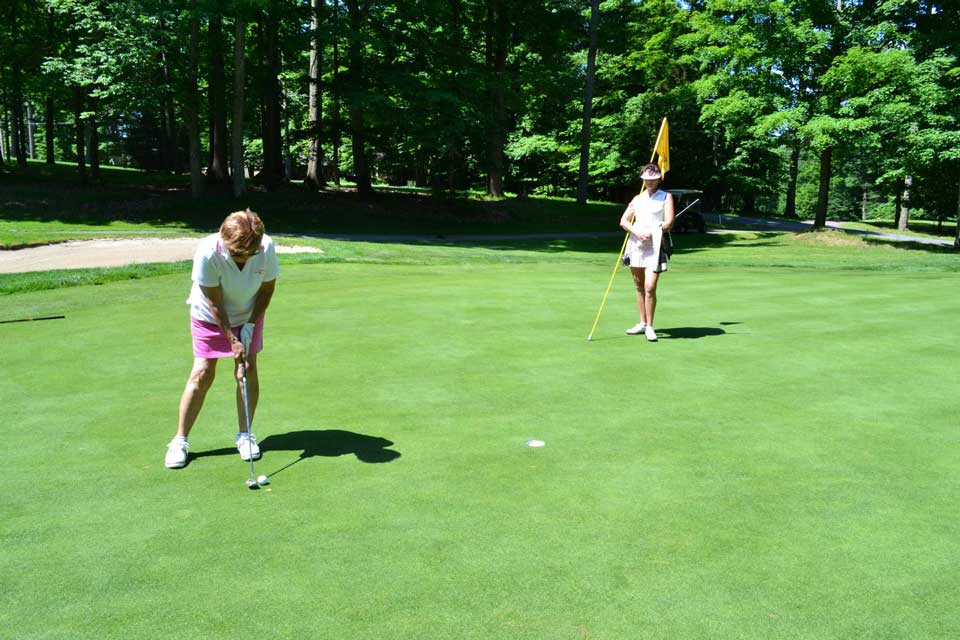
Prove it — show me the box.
[587,118,668,341]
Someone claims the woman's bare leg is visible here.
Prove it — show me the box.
[630,267,646,321]
[177,358,218,438]
[643,270,660,327]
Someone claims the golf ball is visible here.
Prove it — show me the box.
[257,474,269,486]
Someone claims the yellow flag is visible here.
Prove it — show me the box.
[654,118,670,177]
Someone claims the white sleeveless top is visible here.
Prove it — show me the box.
[629,189,667,228]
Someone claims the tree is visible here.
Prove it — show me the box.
[256,0,286,190]
[207,11,231,184]
[681,0,833,216]
[232,14,247,197]
[186,0,204,198]
[344,0,372,196]
[305,0,324,190]
[576,0,599,204]
[483,0,509,197]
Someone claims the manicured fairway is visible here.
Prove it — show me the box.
[2,248,959,638]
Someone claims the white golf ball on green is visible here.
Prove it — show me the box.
[257,474,269,486]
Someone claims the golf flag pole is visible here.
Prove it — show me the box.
[587,118,669,341]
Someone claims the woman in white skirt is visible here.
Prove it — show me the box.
[620,163,675,341]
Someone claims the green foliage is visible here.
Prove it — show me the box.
[1,0,956,221]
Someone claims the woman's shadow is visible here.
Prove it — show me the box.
[658,322,744,340]
[188,429,400,476]
[260,429,401,477]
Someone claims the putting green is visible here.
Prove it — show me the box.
[2,259,958,638]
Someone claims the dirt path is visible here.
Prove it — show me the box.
[0,237,323,274]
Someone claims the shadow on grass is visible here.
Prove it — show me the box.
[0,163,755,255]
[189,429,400,475]
[592,321,742,342]
[659,326,727,339]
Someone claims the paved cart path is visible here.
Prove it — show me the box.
[0,237,323,274]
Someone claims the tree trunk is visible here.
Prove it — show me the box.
[784,143,799,217]
[9,0,27,169]
[187,0,204,198]
[232,18,247,197]
[12,91,26,168]
[814,146,831,228]
[305,0,324,190]
[861,183,869,221]
[576,0,599,205]
[897,175,911,231]
[73,86,87,186]
[88,107,100,180]
[46,4,56,165]
[160,33,177,174]
[45,95,55,164]
[158,101,169,172]
[207,14,230,183]
[954,178,959,249]
[26,101,35,159]
[283,94,292,180]
[346,0,372,196]
[1,96,10,165]
[332,0,341,186]
[894,177,903,228]
[0,104,6,168]
[485,0,507,198]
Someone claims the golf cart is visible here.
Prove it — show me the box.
[667,189,706,233]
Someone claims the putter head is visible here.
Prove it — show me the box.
[245,479,258,490]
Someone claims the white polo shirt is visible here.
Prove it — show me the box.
[186,233,280,326]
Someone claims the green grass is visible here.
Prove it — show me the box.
[2,237,959,638]
[0,220,199,249]
[3,229,958,298]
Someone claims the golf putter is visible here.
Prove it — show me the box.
[239,358,258,489]
[671,198,701,223]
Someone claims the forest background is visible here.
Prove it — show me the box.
[1,0,958,237]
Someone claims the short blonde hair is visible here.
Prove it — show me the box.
[220,209,264,253]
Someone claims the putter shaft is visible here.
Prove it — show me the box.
[240,359,257,486]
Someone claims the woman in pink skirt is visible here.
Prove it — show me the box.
[165,209,280,469]
[620,164,675,342]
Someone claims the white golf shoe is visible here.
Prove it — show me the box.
[645,326,658,342]
[165,437,189,469]
[626,322,647,335]
[236,433,261,461]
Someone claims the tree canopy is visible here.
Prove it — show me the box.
[1,0,957,229]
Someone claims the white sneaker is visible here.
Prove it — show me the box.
[626,322,647,335]
[645,326,658,342]
[165,438,189,469]
[236,433,261,461]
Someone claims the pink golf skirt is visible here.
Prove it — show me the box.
[191,317,264,359]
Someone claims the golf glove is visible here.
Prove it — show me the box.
[240,322,256,352]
